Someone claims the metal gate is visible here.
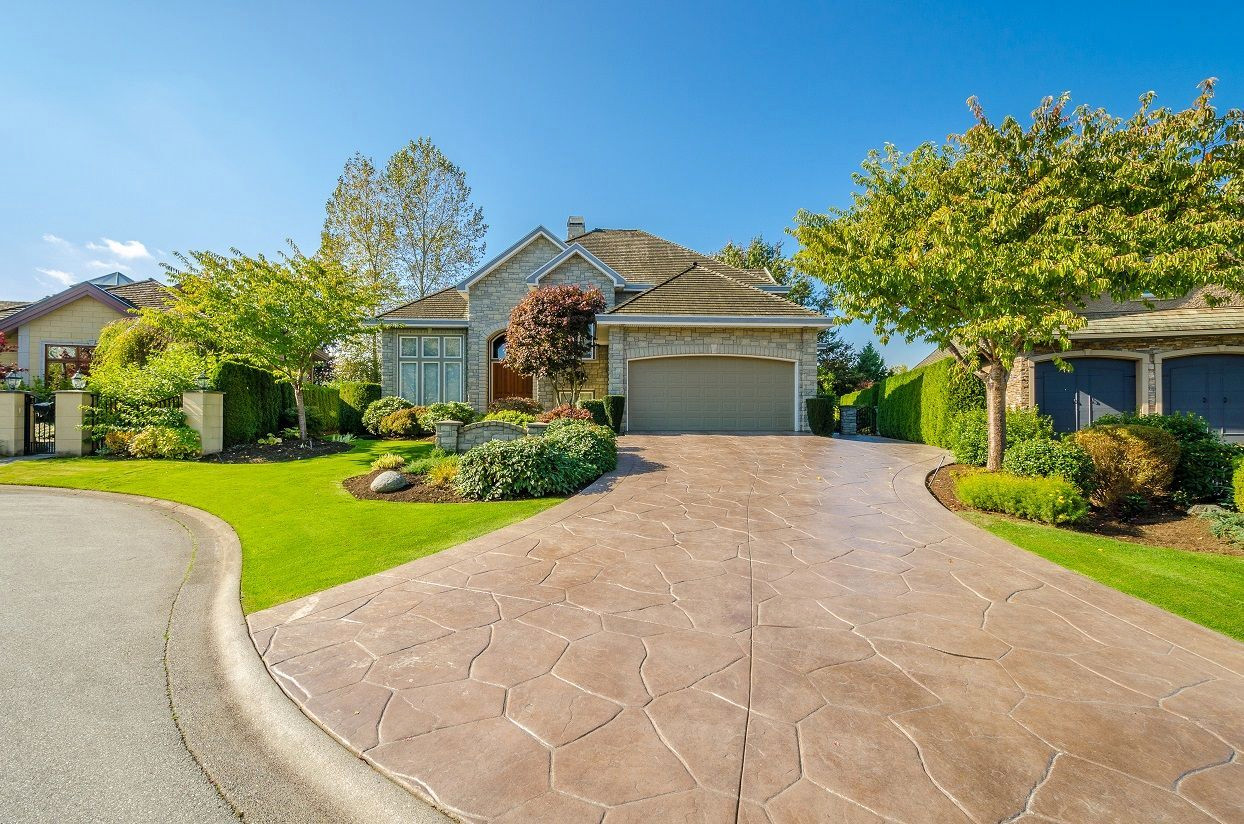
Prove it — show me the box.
[25,394,55,454]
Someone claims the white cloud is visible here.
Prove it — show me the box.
[42,233,69,245]
[86,259,132,272]
[36,268,76,286]
[86,237,151,260]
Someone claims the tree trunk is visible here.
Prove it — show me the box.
[293,383,309,444]
[983,361,1008,471]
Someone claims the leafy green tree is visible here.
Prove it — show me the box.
[716,236,829,313]
[816,327,861,396]
[854,342,888,385]
[794,81,1243,469]
[154,244,376,442]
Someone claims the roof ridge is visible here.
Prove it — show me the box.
[606,263,699,313]
[636,229,777,285]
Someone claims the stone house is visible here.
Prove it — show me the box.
[919,286,1244,441]
[0,273,171,385]
[372,217,831,432]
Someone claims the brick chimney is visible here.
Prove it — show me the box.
[566,215,586,241]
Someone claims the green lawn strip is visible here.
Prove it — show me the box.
[964,511,1244,642]
[0,439,561,613]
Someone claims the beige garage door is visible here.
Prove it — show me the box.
[628,356,795,431]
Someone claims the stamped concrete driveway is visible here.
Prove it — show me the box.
[250,435,1244,824]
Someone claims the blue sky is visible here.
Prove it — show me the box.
[3,1,1241,366]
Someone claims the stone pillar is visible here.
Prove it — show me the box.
[0,391,27,456]
[840,406,858,436]
[54,390,95,456]
[525,421,549,437]
[435,420,463,453]
[182,390,224,455]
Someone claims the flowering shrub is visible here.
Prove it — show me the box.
[955,471,1088,524]
[538,404,593,423]
[487,397,543,416]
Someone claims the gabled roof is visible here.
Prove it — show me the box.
[574,229,774,286]
[0,300,30,321]
[456,225,566,290]
[525,244,627,287]
[604,263,826,320]
[0,277,173,334]
[375,287,469,323]
[104,278,173,309]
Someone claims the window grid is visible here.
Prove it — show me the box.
[399,335,464,405]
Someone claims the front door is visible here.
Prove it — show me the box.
[489,334,532,402]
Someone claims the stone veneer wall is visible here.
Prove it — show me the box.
[606,325,820,431]
[1007,334,1244,414]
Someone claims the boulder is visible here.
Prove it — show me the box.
[370,470,409,493]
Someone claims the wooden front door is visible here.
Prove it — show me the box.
[489,333,532,402]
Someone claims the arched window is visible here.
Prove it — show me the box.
[491,334,507,361]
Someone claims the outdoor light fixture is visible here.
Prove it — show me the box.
[196,372,210,390]
[71,372,87,390]
[4,373,20,391]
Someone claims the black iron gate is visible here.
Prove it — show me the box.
[25,394,55,454]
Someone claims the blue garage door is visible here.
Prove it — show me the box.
[1035,358,1136,433]
[1163,355,1244,440]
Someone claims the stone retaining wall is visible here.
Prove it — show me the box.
[435,419,549,453]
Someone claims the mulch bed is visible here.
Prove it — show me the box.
[927,462,1244,557]
[344,469,468,503]
[201,439,354,464]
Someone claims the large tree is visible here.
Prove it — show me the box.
[716,236,829,313]
[794,81,1243,469]
[854,341,888,385]
[154,244,376,441]
[505,285,606,405]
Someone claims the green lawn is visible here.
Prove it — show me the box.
[0,440,561,613]
[965,512,1244,642]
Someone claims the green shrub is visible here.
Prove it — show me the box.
[1072,424,1181,510]
[1235,463,1244,511]
[487,396,543,416]
[950,408,1054,466]
[538,403,593,423]
[279,383,339,434]
[378,407,428,438]
[483,410,534,426]
[363,396,413,435]
[371,453,407,471]
[1002,438,1095,491]
[426,456,460,488]
[604,394,626,434]
[838,384,879,407]
[1198,508,1244,546]
[281,405,324,436]
[127,426,202,459]
[545,421,618,482]
[454,437,582,501]
[408,448,452,475]
[417,401,476,431]
[336,382,381,436]
[806,397,836,436]
[955,471,1088,524]
[874,359,985,447]
[578,399,609,427]
[101,430,136,456]
[1093,411,1240,505]
[215,361,283,447]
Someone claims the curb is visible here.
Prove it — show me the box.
[4,486,450,824]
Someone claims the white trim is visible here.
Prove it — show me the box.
[1025,350,1147,418]
[597,314,832,328]
[456,225,566,290]
[624,353,799,433]
[366,318,468,328]
[1072,327,1244,339]
[525,245,628,287]
[1153,345,1244,415]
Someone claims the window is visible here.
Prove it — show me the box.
[45,344,94,382]
[558,389,595,404]
[491,335,507,361]
[398,335,464,404]
[580,322,597,361]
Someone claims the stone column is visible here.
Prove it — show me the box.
[435,420,463,453]
[182,390,224,455]
[525,421,549,437]
[840,406,858,436]
[54,390,95,456]
[0,391,27,456]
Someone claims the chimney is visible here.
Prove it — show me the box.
[566,215,586,241]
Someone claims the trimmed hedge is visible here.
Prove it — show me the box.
[336,382,381,436]
[806,397,836,436]
[955,471,1088,524]
[1235,463,1244,511]
[604,394,625,434]
[1072,424,1181,510]
[281,383,340,433]
[578,399,609,427]
[215,361,282,447]
[839,384,879,407]
[838,359,984,447]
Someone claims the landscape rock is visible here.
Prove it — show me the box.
[370,470,409,494]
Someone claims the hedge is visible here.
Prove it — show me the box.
[215,361,282,447]
[839,359,984,448]
[280,383,340,433]
[955,470,1088,524]
[805,397,836,436]
[336,382,381,435]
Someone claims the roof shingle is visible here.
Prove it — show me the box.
[607,264,823,317]
[574,229,774,285]
[104,278,174,309]
[379,288,469,320]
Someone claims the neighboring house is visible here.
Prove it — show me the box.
[0,273,171,384]
[918,286,1244,441]
[372,217,831,432]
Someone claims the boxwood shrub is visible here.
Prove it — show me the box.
[1001,438,1095,491]
[454,437,582,501]
[604,394,626,434]
[545,421,618,482]
[336,381,381,436]
[363,396,413,435]
[955,471,1088,524]
[1072,424,1181,510]
[805,396,836,436]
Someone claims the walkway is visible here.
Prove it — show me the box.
[249,435,1244,823]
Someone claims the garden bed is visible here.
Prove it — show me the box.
[928,463,1241,557]
[202,439,354,464]
[343,469,467,503]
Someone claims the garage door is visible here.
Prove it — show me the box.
[628,356,795,431]
[1035,358,1136,433]
[1163,354,1244,440]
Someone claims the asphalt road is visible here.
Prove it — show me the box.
[0,489,237,823]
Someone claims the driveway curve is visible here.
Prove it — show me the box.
[250,435,1244,824]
